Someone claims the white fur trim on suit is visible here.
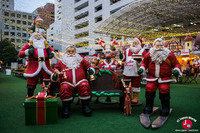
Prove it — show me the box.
[155,64,160,78]
[89,67,95,74]
[158,78,176,83]
[132,87,140,92]
[42,62,52,75]
[173,67,183,77]
[79,95,91,100]
[25,49,29,55]
[50,73,57,82]
[62,97,73,101]
[72,69,76,85]
[61,79,88,87]
[143,78,158,81]
[140,66,146,75]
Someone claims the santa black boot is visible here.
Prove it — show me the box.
[152,93,172,129]
[62,100,72,118]
[140,92,156,128]
[27,84,36,97]
[81,99,92,116]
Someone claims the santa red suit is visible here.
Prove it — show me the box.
[140,48,182,93]
[52,53,93,101]
[19,38,54,86]
[121,37,147,93]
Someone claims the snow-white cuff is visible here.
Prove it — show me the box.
[139,66,146,75]
[25,49,29,56]
[62,97,73,101]
[79,95,91,100]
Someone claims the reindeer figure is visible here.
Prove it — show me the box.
[97,38,106,50]
[121,79,132,116]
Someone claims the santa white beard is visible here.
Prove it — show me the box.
[149,47,170,64]
[130,45,142,53]
[60,53,83,69]
[32,38,45,49]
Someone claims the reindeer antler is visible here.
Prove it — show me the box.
[97,38,106,50]
[110,37,118,51]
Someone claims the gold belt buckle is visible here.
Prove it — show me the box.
[38,57,45,61]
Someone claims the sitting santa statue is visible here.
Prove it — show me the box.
[119,37,147,105]
[51,44,95,118]
[138,38,182,129]
[18,33,55,97]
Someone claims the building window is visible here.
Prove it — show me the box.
[51,34,53,36]
[17,33,21,37]
[17,20,21,24]
[110,7,122,14]
[11,26,15,30]
[28,22,32,25]
[22,39,27,43]
[4,31,9,36]
[4,12,9,16]
[51,27,53,30]
[22,27,27,31]
[75,0,81,3]
[17,14,21,18]
[28,15,32,20]
[75,11,89,21]
[11,32,15,36]
[6,5,9,8]
[95,0,99,2]
[11,13,15,17]
[75,41,89,47]
[23,15,27,19]
[22,21,27,25]
[110,0,121,5]
[75,21,89,30]
[75,1,88,12]
[22,33,27,37]
[17,39,21,43]
[17,26,21,31]
[4,19,9,23]
[95,4,102,12]
[187,43,189,47]
[95,15,102,23]
[11,38,15,42]
[75,31,89,39]
[2,4,5,7]
[4,25,9,29]
[10,19,15,24]
[51,40,54,42]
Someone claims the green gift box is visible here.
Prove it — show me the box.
[24,92,58,125]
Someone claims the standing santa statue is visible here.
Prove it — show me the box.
[119,37,147,105]
[138,38,182,129]
[51,44,95,118]
[18,33,55,97]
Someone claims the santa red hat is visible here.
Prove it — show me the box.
[91,53,99,60]
[32,17,43,26]
[153,38,164,46]
[134,37,142,46]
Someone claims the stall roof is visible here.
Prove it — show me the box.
[94,0,200,39]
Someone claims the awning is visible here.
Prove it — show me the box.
[94,0,200,39]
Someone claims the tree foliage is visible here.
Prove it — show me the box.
[0,39,18,66]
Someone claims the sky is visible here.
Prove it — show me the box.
[14,0,55,13]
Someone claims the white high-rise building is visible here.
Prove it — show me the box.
[47,0,134,55]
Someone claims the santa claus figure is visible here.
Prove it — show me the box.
[100,49,120,71]
[18,33,55,97]
[192,59,200,77]
[138,38,182,129]
[30,17,46,38]
[51,44,95,118]
[119,37,147,104]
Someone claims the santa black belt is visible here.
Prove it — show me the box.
[31,57,49,61]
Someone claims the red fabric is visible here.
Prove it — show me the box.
[27,69,50,85]
[123,76,141,88]
[37,92,46,125]
[59,81,91,99]
[100,60,120,70]
[141,52,182,81]
[146,81,170,93]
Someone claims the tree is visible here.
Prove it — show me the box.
[0,39,18,66]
